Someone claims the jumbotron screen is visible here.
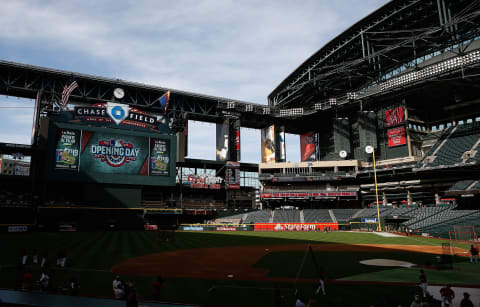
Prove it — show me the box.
[50,123,176,186]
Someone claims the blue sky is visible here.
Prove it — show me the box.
[0,0,388,162]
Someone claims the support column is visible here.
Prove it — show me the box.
[407,190,412,207]
[435,193,441,206]
[382,191,387,207]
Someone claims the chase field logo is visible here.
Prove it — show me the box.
[91,139,140,167]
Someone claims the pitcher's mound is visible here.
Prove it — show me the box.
[360,259,415,267]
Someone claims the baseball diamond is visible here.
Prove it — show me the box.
[2,0,480,306]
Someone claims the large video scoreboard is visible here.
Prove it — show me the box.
[48,122,176,186]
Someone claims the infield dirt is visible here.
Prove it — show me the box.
[111,244,468,281]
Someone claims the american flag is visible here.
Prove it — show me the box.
[61,78,78,107]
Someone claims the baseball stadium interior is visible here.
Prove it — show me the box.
[2,0,480,306]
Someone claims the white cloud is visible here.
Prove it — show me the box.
[0,0,389,157]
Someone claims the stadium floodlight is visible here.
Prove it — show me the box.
[227,101,235,109]
[365,145,382,232]
[329,98,337,106]
[245,104,253,112]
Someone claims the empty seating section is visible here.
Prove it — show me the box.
[403,207,447,228]
[362,208,390,217]
[332,209,358,221]
[418,127,453,165]
[420,123,480,168]
[244,210,271,223]
[410,210,473,230]
[211,208,480,237]
[418,211,480,236]
[448,180,475,191]
[303,209,333,222]
[273,210,300,223]
[419,210,479,232]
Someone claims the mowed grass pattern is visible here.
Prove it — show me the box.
[0,231,476,306]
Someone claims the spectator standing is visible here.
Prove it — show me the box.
[460,292,474,307]
[419,269,431,298]
[439,285,454,307]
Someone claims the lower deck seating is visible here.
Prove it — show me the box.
[303,209,333,223]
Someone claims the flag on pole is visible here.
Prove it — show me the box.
[61,78,78,108]
[158,90,171,114]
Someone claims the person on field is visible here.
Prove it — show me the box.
[315,271,326,296]
[125,282,138,307]
[410,294,423,307]
[419,269,431,298]
[113,275,124,299]
[440,285,454,307]
[470,245,478,263]
[21,249,28,265]
[32,249,38,265]
[39,270,50,291]
[460,292,474,307]
[22,268,33,291]
[40,250,48,268]
[69,277,80,296]
[152,276,163,300]
[295,295,306,307]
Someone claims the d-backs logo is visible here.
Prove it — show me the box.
[91,139,140,167]
[106,102,129,125]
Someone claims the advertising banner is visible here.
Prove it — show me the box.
[183,226,204,231]
[183,175,222,189]
[300,132,316,162]
[55,128,81,171]
[150,139,170,176]
[385,106,404,127]
[387,126,406,147]
[226,161,241,189]
[261,125,276,163]
[14,164,30,176]
[216,120,229,161]
[80,131,149,175]
[230,118,241,161]
[254,223,338,231]
[277,126,286,162]
[260,191,356,199]
[361,218,378,224]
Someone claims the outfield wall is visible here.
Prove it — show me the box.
[254,223,338,231]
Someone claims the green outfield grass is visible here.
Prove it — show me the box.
[0,231,476,306]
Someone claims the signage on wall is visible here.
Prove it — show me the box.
[58,103,170,133]
[385,106,404,127]
[387,126,406,147]
[183,175,223,189]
